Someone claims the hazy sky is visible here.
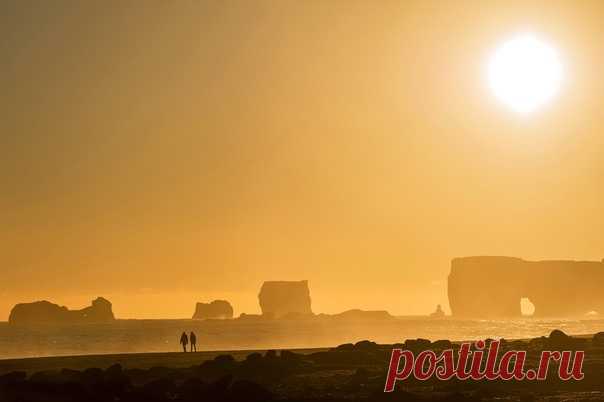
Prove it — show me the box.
[1,0,603,319]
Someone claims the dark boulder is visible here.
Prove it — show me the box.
[594,332,604,345]
[545,329,586,350]
[547,329,571,348]
[179,378,206,402]
[0,371,27,386]
[334,343,355,351]
[432,339,453,349]
[142,378,176,401]
[245,352,263,363]
[280,350,303,361]
[355,340,379,350]
[264,350,278,359]
[229,379,273,402]
[404,338,432,351]
[198,355,236,379]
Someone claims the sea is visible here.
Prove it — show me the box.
[1,317,604,359]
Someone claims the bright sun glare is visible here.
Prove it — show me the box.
[488,34,563,114]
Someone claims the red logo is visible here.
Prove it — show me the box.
[384,340,584,392]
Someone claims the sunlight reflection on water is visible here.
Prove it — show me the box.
[1,317,603,359]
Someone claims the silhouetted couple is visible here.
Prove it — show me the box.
[180,331,197,352]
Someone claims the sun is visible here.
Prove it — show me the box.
[487,34,563,114]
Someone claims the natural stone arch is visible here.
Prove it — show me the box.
[448,256,604,318]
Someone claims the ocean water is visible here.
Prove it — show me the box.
[1,317,603,359]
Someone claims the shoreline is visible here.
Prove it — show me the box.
[1,330,599,376]
[0,347,329,376]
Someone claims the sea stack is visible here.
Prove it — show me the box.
[192,300,234,319]
[8,297,115,325]
[258,280,313,318]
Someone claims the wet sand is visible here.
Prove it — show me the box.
[0,347,327,376]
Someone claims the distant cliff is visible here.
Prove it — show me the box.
[448,256,604,318]
[9,297,115,325]
[258,280,313,318]
[192,300,233,320]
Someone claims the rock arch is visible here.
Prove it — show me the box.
[448,256,604,318]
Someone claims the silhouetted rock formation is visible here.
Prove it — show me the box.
[448,256,604,318]
[430,304,445,318]
[8,297,115,325]
[328,309,393,321]
[192,300,233,320]
[234,309,393,323]
[258,280,312,318]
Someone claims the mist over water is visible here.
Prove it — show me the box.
[2,317,604,360]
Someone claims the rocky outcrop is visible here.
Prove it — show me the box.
[328,309,393,321]
[8,297,115,325]
[448,256,604,318]
[429,304,445,318]
[193,300,233,320]
[258,280,312,318]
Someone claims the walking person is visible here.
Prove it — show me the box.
[190,331,197,352]
[180,331,188,352]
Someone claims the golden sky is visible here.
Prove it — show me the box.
[1,0,603,319]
